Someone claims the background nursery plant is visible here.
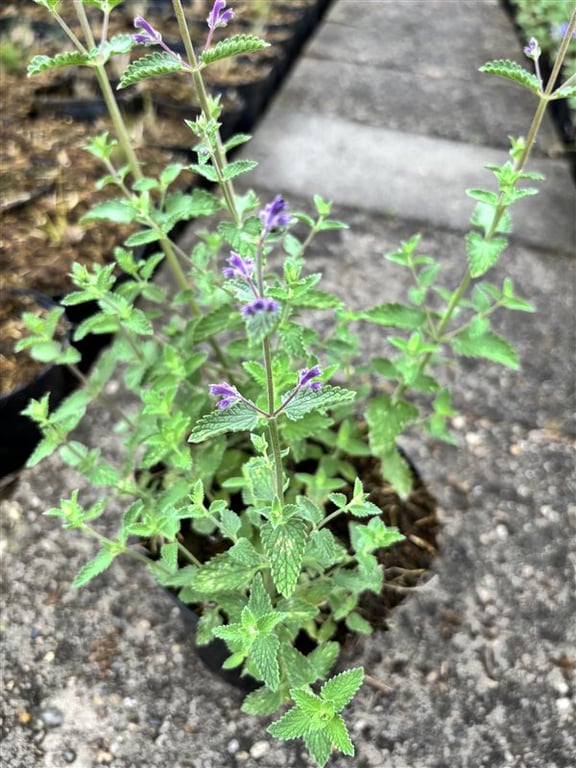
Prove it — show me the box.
[18,1,576,765]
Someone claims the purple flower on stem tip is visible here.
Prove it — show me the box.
[207,0,234,31]
[209,382,240,410]
[241,297,280,316]
[557,22,576,40]
[222,251,254,280]
[298,365,323,391]
[133,16,162,45]
[259,195,291,235]
[523,37,541,60]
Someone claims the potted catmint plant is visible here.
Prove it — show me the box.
[18,1,576,765]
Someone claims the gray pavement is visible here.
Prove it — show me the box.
[1,2,575,768]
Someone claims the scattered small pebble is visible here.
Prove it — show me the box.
[62,749,77,763]
[39,706,64,728]
[33,730,46,746]
[250,740,270,759]
[556,697,572,715]
[495,524,508,540]
[227,738,240,754]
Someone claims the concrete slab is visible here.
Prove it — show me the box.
[311,0,521,75]
[291,0,560,154]
[242,109,575,253]
[268,57,562,153]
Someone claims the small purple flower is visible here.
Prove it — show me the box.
[133,16,162,46]
[209,382,240,410]
[207,0,234,31]
[556,22,576,41]
[259,195,291,235]
[222,251,254,280]
[241,298,280,316]
[298,366,323,390]
[523,37,541,61]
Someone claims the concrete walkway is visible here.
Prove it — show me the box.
[1,2,575,767]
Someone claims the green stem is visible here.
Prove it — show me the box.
[71,0,142,181]
[79,523,173,577]
[52,8,88,54]
[93,64,143,181]
[392,19,576,404]
[172,0,240,226]
[177,540,203,568]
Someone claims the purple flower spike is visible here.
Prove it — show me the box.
[207,0,234,31]
[298,365,323,389]
[133,16,162,46]
[209,382,240,410]
[222,251,254,280]
[523,37,541,60]
[260,195,291,235]
[241,298,280,316]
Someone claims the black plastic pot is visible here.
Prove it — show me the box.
[0,293,115,481]
[163,589,260,692]
[156,443,437,692]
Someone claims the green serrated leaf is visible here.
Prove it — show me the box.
[201,34,269,66]
[193,304,239,341]
[261,519,308,598]
[72,549,116,588]
[282,386,356,422]
[219,507,241,539]
[361,303,427,329]
[268,704,313,740]
[227,539,263,567]
[125,229,162,247]
[345,612,373,634]
[551,82,576,100]
[28,51,90,76]
[186,163,219,183]
[380,447,413,499]
[118,52,184,89]
[480,59,542,95]
[242,686,284,716]
[189,551,261,594]
[323,713,355,756]
[466,232,508,278]
[365,395,418,453]
[26,435,60,467]
[321,668,365,706]
[195,605,223,646]
[222,159,258,182]
[303,730,332,768]
[251,634,280,690]
[308,642,340,681]
[451,329,519,369]
[188,403,260,443]
[291,687,323,715]
[160,541,179,573]
[248,573,272,618]
[466,188,500,205]
[81,199,138,225]
[307,529,349,568]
